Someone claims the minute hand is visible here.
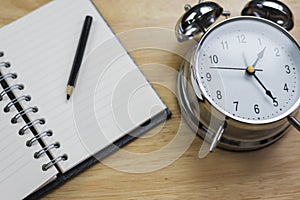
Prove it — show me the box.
[210,66,263,71]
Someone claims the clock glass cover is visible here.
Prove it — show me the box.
[194,17,300,124]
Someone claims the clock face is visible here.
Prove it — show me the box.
[194,17,300,124]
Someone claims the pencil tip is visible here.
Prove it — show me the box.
[67,95,70,100]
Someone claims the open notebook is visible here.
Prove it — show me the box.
[0,0,170,199]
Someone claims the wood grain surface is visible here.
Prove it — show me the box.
[1,0,300,199]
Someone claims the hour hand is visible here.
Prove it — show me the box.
[252,46,266,67]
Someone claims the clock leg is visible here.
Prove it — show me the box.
[209,121,227,152]
[287,116,300,132]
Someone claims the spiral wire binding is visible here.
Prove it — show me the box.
[34,142,60,159]
[18,118,45,135]
[26,130,52,147]
[11,106,38,124]
[0,84,24,101]
[0,52,68,171]
[0,61,10,68]
[42,154,68,171]
[3,95,31,112]
[0,73,17,82]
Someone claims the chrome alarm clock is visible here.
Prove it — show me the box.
[176,0,300,155]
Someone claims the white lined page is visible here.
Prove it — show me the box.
[0,0,167,173]
[0,68,57,199]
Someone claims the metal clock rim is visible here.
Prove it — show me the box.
[193,16,300,125]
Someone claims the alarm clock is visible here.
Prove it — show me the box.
[175,0,300,155]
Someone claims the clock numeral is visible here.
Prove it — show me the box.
[209,55,219,64]
[221,41,229,50]
[233,101,239,111]
[274,48,280,56]
[254,104,260,114]
[216,90,222,100]
[258,38,262,46]
[284,83,289,92]
[237,34,246,44]
[285,65,291,74]
[206,72,212,82]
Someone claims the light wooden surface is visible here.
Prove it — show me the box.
[1,0,300,199]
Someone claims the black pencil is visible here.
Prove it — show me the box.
[66,15,93,100]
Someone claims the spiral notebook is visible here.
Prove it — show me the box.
[0,0,170,199]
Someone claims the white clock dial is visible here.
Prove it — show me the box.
[194,17,300,124]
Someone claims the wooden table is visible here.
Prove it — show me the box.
[2,0,300,199]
